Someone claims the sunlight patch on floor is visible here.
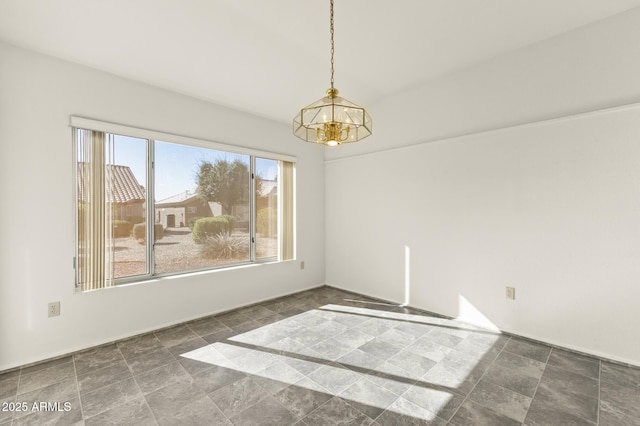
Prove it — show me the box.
[178,302,507,420]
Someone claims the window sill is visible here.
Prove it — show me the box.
[75,258,296,293]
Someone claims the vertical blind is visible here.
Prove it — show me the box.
[281,161,295,260]
[76,129,115,291]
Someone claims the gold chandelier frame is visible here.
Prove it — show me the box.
[292,0,372,146]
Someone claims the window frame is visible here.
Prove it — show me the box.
[72,116,296,290]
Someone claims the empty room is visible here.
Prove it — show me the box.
[1,1,639,425]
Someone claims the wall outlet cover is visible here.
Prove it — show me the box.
[506,287,515,300]
[48,301,60,317]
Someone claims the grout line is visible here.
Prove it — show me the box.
[9,369,21,426]
[524,347,549,425]
[447,336,514,424]
[206,396,234,425]
[131,372,161,426]
[71,356,85,422]
[129,377,145,421]
[143,398,160,426]
[597,359,601,426]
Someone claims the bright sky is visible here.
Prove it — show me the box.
[113,135,277,201]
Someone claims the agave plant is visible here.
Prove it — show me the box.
[201,232,249,260]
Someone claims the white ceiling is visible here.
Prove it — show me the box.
[1,0,639,125]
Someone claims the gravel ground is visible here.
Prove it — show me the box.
[112,227,276,277]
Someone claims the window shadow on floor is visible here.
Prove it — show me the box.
[177,287,508,424]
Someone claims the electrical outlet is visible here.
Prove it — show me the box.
[505,287,515,300]
[300,261,305,270]
[48,301,60,317]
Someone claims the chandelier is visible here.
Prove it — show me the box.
[292,0,372,146]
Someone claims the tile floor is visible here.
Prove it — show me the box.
[1,286,639,425]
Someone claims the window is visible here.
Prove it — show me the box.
[73,118,295,292]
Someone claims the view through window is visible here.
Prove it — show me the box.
[74,123,293,291]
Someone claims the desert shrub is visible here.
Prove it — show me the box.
[155,223,165,240]
[192,217,230,244]
[131,223,145,242]
[221,215,237,232]
[188,216,204,230]
[113,220,134,238]
[256,208,277,237]
[131,223,164,244]
[201,233,249,259]
[128,216,145,224]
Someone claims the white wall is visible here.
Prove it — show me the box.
[0,42,325,371]
[326,7,640,161]
[326,9,640,366]
[327,105,640,365]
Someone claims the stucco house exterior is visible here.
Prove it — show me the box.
[155,180,277,229]
[155,190,221,228]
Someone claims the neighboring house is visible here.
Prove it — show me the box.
[232,179,278,225]
[258,179,277,210]
[156,181,277,228]
[77,162,145,221]
[155,190,221,228]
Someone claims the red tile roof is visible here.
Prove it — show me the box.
[77,163,145,203]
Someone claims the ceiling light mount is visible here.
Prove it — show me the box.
[293,0,372,146]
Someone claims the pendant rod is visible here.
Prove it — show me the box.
[330,0,335,90]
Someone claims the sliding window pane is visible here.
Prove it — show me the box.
[76,132,148,288]
[255,158,279,260]
[110,135,148,279]
[154,141,250,274]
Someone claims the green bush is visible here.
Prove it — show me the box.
[128,216,145,224]
[201,233,249,259]
[155,223,165,240]
[192,217,230,244]
[256,208,277,237]
[131,223,164,244]
[221,215,237,232]
[188,216,205,230]
[113,220,134,238]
